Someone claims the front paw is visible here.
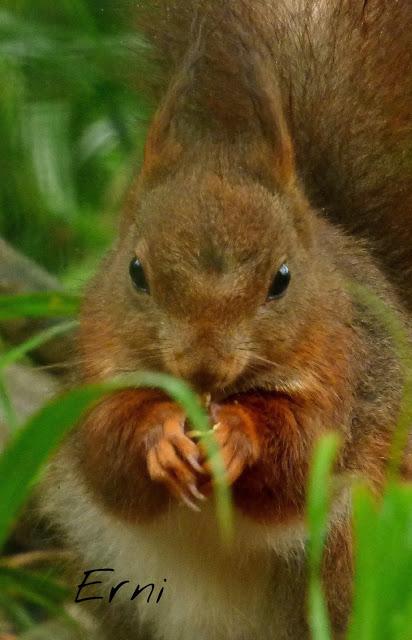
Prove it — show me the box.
[145,402,207,511]
[202,402,261,486]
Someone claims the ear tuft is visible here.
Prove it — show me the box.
[141,113,183,185]
[241,47,296,190]
[141,25,204,185]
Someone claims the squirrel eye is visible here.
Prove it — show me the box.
[129,258,150,294]
[267,263,291,300]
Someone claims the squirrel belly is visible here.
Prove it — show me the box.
[42,1,412,639]
[44,452,312,640]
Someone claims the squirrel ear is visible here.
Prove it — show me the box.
[141,25,295,190]
[141,68,188,185]
[141,107,183,185]
[243,53,296,190]
[141,36,203,186]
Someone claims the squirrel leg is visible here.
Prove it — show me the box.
[205,393,321,523]
[206,395,355,634]
[72,389,205,523]
[322,521,354,639]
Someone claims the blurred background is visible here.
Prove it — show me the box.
[0,3,154,637]
[0,0,153,287]
[2,4,412,640]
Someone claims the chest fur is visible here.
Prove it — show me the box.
[44,460,308,640]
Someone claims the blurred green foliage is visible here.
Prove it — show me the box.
[0,0,153,283]
[1,1,412,639]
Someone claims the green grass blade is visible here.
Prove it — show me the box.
[306,432,341,640]
[0,321,77,436]
[309,580,333,640]
[347,483,412,640]
[0,320,77,370]
[0,567,69,603]
[0,292,80,319]
[0,371,18,432]
[0,591,35,632]
[307,433,341,572]
[346,486,379,640]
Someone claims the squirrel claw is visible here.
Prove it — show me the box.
[187,455,207,474]
[179,494,201,512]
[201,403,260,486]
[145,403,207,509]
[188,483,207,501]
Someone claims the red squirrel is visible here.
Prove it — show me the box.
[43,2,412,639]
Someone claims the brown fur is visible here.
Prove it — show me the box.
[48,2,412,638]
[136,0,412,310]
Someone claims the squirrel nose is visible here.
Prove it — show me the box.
[163,344,244,393]
[189,367,222,393]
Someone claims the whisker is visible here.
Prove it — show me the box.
[248,353,279,368]
[34,361,82,371]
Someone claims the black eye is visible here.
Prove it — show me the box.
[267,263,291,300]
[129,258,150,294]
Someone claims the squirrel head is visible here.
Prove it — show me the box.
[128,168,315,390]
[80,149,352,399]
[80,43,354,399]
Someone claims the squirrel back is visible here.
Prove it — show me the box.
[133,0,412,310]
